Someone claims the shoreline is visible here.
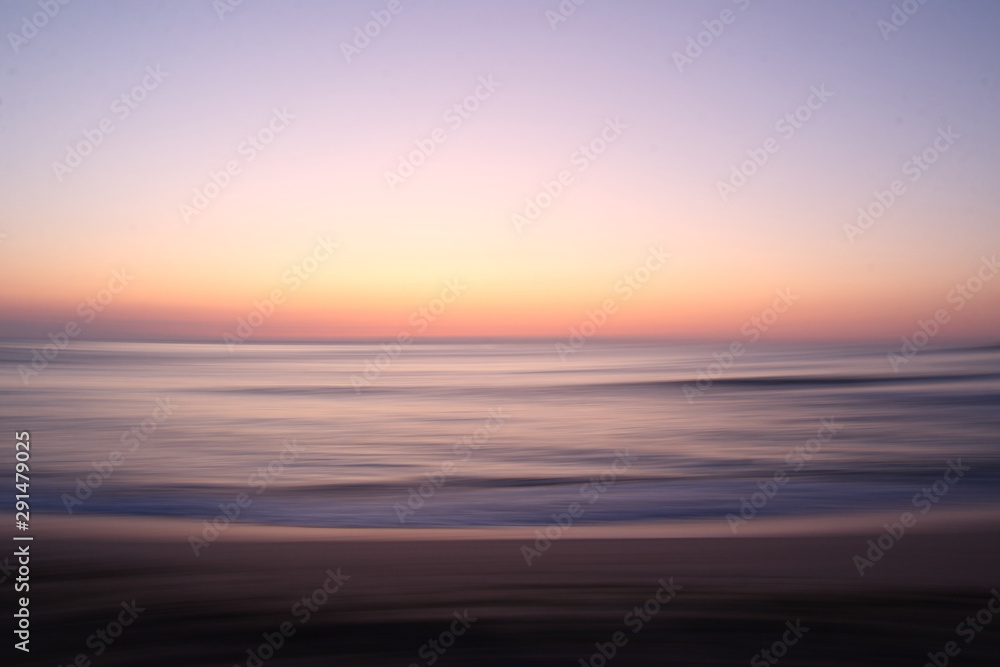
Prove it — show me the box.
[11,511,1000,665]
[23,503,1000,541]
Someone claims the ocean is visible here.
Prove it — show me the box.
[3,340,998,529]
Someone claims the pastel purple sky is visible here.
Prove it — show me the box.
[1,0,998,341]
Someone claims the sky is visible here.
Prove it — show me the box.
[1,0,998,342]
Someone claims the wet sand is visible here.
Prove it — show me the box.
[11,513,1000,666]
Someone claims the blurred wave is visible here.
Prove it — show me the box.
[2,340,998,527]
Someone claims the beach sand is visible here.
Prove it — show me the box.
[13,512,1000,666]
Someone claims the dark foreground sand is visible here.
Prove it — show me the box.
[8,512,1000,666]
